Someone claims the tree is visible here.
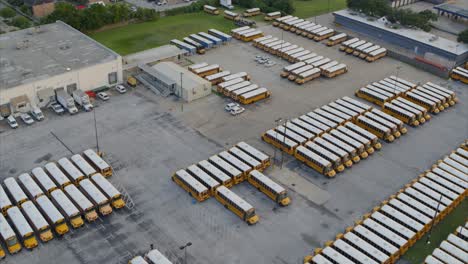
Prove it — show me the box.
[0,7,16,18]
[43,3,82,30]
[11,16,30,28]
[458,29,468,43]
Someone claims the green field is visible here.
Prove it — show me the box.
[293,0,347,18]
[401,199,467,264]
[89,1,348,55]
[89,12,237,55]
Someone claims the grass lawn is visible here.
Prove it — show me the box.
[89,12,237,55]
[89,1,348,55]
[401,199,467,264]
[293,0,347,18]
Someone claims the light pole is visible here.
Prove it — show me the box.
[273,118,283,166]
[426,194,443,245]
[179,242,192,264]
[393,65,402,94]
[280,118,288,169]
[180,72,184,112]
[93,109,100,155]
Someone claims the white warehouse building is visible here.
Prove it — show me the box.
[0,21,122,116]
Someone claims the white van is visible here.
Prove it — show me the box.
[7,115,18,129]
[31,107,44,121]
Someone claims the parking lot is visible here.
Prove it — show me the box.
[0,20,467,264]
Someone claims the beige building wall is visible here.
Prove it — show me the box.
[0,58,122,110]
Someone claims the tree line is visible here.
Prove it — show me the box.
[42,2,158,32]
[347,0,437,32]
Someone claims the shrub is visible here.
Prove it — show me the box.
[12,16,30,28]
[0,7,16,18]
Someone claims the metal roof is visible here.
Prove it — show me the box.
[0,21,120,90]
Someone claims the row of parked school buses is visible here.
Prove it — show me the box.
[189,62,272,105]
[224,9,261,21]
[170,29,232,55]
[355,75,458,117]
[272,16,336,42]
[271,15,387,63]
[230,26,265,42]
[0,149,124,258]
[450,66,468,84]
[262,96,412,177]
[172,141,290,226]
[424,220,467,264]
[339,38,388,62]
[304,143,467,264]
[252,35,348,83]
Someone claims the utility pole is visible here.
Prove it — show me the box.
[426,194,443,245]
[280,118,288,169]
[93,109,100,154]
[273,118,282,166]
[179,242,192,264]
[393,65,402,94]
[180,72,184,112]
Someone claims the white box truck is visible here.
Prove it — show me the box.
[56,90,78,114]
[73,90,93,111]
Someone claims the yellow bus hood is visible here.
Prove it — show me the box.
[112,199,126,209]
[55,223,69,235]
[24,237,38,249]
[40,230,54,242]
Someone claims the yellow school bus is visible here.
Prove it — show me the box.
[172,170,210,202]
[294,145,337,177]
[248,170,290,206]
[215,186,259,225]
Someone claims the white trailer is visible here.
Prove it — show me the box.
[56,89,78,114]
[79,179,112,216]
[72,90,93,111]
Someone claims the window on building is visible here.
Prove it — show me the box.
[108,72,118,85]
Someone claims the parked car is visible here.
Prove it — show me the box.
[115,84,127,94]
[230,106,245,116]
[265,61,276,67]
[30,107,45,121]
[51,103,65,115]
[6,115,18,129]
[20,113,34,125]
[97,92,110,101]
[225,103,240,111]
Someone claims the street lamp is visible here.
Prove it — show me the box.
[393,65,402,94]
[274,118,283,166]
[426,194,443,245]
[179,242,192,264]
[180,72,184,112]
[280,118,289,169]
